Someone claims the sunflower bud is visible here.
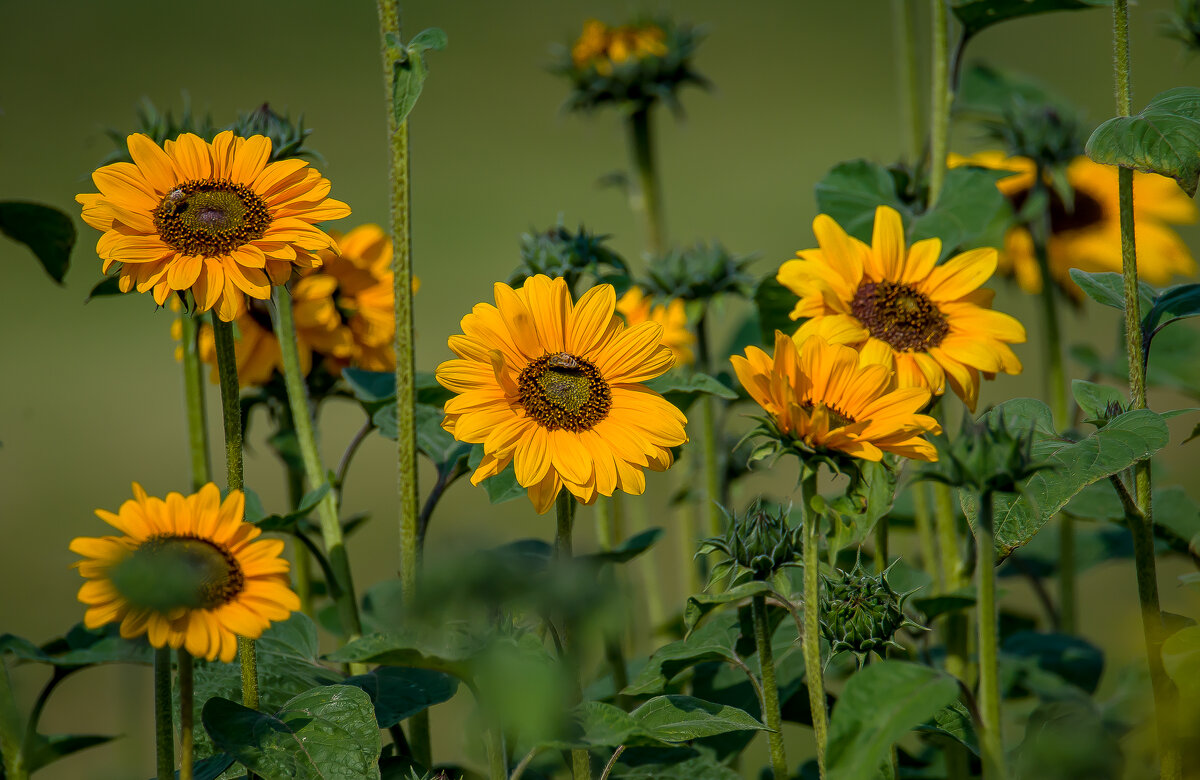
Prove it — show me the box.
[508,224,628,292]
[644,241,756,302]
[228,103,320,163]
[700,498,802,582]
[1162,0,1200,53]
[820,561,924,660]
[924,410,1049,495]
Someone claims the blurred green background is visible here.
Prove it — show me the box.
[2,1,1199,777]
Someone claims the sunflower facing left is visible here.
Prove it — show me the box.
[437,274,688,513]
[77,131,350,320]
[71,483,300,663]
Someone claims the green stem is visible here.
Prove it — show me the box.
[975,492,1006,780]
[933,482,963,591]
[153,647,175,780]
[271,288,363,642]
[752,594,788,779]
[873,517,889,573]
[914,484,942,590]
[696,312,724,540]
[627,495,665,634]
[486,725,506,780]
[596,496,614,550]
[211,317,260,746]
[0,658,28,780]
[627,105,665,257]
[556,492,593,780]
[928,0,951,203]
[799,467,827,779]
[178,649,194,780]
[892,0,922,164]
[286,467,315,618]
[179,304,211,491]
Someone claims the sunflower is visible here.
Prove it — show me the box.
[616,285,695,366]
[572,19,668,75]
[71,483,300,663]
[949,151,1198,295]
[731,332,941,462]
[77,131,350,321]
[777,205,1026,411]
[437,274,688,513]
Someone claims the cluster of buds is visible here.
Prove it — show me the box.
[924,410,1050,496]
[644,241,756,302]
[699,499,803,584]
[554,18,708,114]
[228,103,321,163]
[508,223,629,293]
[820,561,924,662]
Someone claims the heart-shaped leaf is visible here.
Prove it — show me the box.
[1086,87,1200,196]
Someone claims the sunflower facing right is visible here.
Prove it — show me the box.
[777,205,1026,411]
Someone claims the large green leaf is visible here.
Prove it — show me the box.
[825,661,960,780]
[26,733,116,772]
[683,581,775,633]
[961,404,1170,559]
[909,167,1010,260]
[1001,632,1104,696]
[1086,87,1200,197]
[203,685,381,780]
[1162,625,1200,701]
[644,371,737,413]
[0,201,76,284]
[814,160,907,242]
[467,444,525,505]
[630,695,766,742]
[952,0,1109,38]
[326,627,481,679]
[623,614,741,696]
[0,623,153,667]
[1070,379,1126,422]
[1069,269,1157,312]
[373,403,471,477]
[343,667,458,727]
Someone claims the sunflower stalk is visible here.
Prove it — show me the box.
[270,288,364,646]
[928,0,951,202]
[627,105,665,257]
[697,308,724,540]
[751,594,788,779]
[178,649,194,780]
[799,466,827,779]
[975,491,1006,780]
[178,303,211,491]
[556,492,593,780]
[211,316,260,733]
[153,647,175,780]
[892,0,922,164]
[1111,3,1181,775]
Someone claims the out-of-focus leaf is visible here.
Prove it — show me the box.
[623,614,740,696]
[85,275,124,302]
[909,166,1010,259]
[1086,87,1200,196]
[0,201,75,284]
[952,0,1109,39]
[813,160,907,242]
[582,528,664,565]
[1001,631,1104,696]
[644,371,737,413]
[343,667,458,727]
[468,444,525,505]
[26,733,116,772]
[1162,624,1200,700]
[752,275,799,345]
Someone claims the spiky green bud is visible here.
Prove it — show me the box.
[820,561,923,660]
[644,241,755,302]
[699,498,802,582]
[508,223,628,292]
[228,103,321,163]
[924,409,1050,495]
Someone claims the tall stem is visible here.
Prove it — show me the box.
[286,467,315,618]
[799,467,827,778]
[271,288,363,641]
[1111,3,1179,775]
[556,492,593,780]
[486,725,507,780]
[696,311,724,539]
[627,106,665,257]
[752,594,788,779]
[153,647,175,780]
[178,649,194,780]
[892,0,923,163]
[179,306,211,490]
[928,0,951,202]
[975,492,1006,780]
[211,317,259,739]
[628,496,665,634]
[914,484,942,590]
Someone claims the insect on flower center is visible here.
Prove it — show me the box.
[154,179,271,257]
[518,352,612,432]
[850,280,949,352]
[111,535,245,613]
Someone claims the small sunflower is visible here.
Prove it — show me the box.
[949,151,1198,295]
[616,286,695,366]
[777,205,1026,411]
[437,274,688,513]
[78,131,350,321]
[731,332,941,462]
[571,19,668,75]
[71,483,300,663]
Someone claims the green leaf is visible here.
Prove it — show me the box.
[630,695,766,741]
[1002,631,1104,695]
[961,407,1170,560]
[607,753,740,780]
[955,62,1064,118]
[814,160,907,242]
[343,368,396,403]
[1070,379,1126,422]
[916,701,979,756]
[1162,624,1200,701]
[1143,283,1200,347]
[86,275,124,302]
[825,660,960,780]
[203,685,381,780]
[468,444,525,505]
[343,667,458,727]
[1086,87,1200,196]
[1069,269,1156,312]
[752,275,798,345]
[553,701,665,748]
[326,627,481,679]
[623,614,741,696]
[912,587,976,622]
[415,404,471,474]
[392,28,447,127]
[582,528,664,565]
[909,166,1010,259]
[952,0,1109,39]
[683,581,774,634]
[644,371,737,413]
[26,733,116,772]
[0,201,76,284]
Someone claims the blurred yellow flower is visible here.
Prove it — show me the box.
[616,286,695,366]
[571,19,668,75]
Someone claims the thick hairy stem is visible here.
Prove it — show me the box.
[556,493,593,780]
[153,647,175,780]
[179,306,211,490]
[752,594,788,779]
[627,106,664,257]
[975,493,1006,780]
[892,0,923,163]
[696,311,724,540]
[799,468,827,778]
[928,0,951,202]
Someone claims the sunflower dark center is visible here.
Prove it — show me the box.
[850,280,949,352]
[1009,185,1105,234]
[803,401,857,429]
[518,352,612,432]
[111,534,245,612]
[154,179,271,256]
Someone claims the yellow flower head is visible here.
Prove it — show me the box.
[70,483,300,663]
[77,132,350,321]
[732,333,941,462]
[437,275,688,513]
[777,205,1026,412]
[616,286,695,366]
[571,19,668,75]
[949,151,1198,295]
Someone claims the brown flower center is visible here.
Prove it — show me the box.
[803,401,857,429]
[1010,185,1106,235]
[518,352,612,432]
[851,281,949,352]
[111,535,245,612]
[154,179,271,256]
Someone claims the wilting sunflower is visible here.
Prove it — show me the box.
[437,274,687,513]
[71,483,300,663]
[731,332,940,462]
[572,19,668,75]
[777,205,1025,411]
[616,285,695,366]
[77,131,350,321]
[949,151,1197,295]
